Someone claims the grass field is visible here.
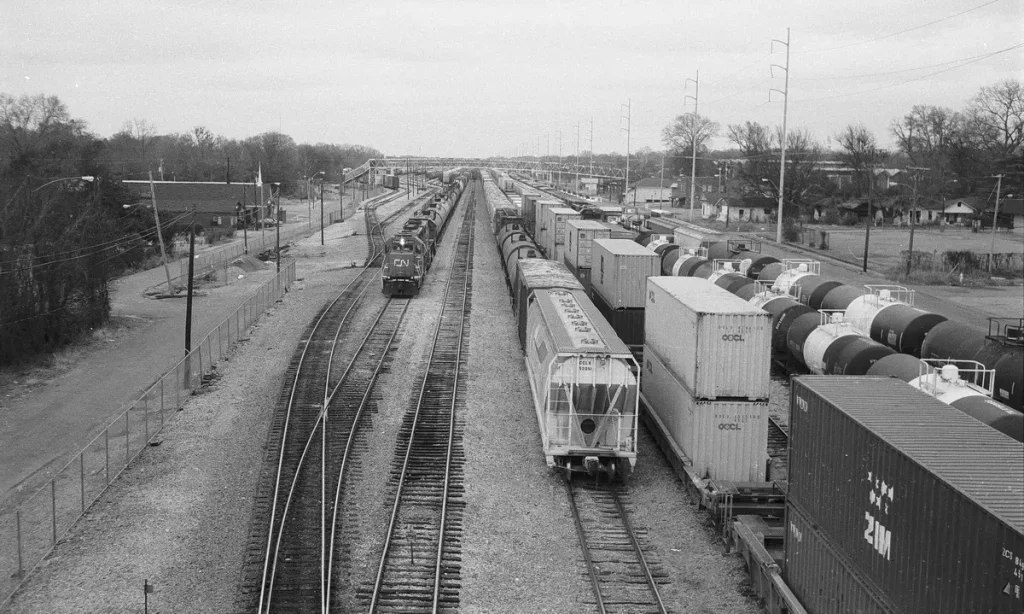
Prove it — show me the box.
[797,225,1023,276]
[652,211,1024,280]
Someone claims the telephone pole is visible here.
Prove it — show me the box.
[621,99,631,205]
[685,71,699,219]
[589,116,594,178]
[574,121,581,192]
[989,174,1003,274]
[771,28,791,243]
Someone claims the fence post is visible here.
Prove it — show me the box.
[145,393,149,444]
[125,412,129,468]
[160,379,165,422]
[176,363,181,408]
[105,429,109,484]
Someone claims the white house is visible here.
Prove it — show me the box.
[625,177,674,205]
[942,198,983,224]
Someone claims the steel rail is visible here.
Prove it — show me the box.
[612,489,668,613]
[366,184,475,613]
[263,296,408,611]
[256,189,421,612]
[565,480,607,613]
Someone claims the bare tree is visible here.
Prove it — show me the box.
[662,112,719,175]
[0,94,90,175]
[835,124,887,195]
[122,118,157,161]
[727,121,825,208]
[966,79,1024,158]
[889,105,956,168]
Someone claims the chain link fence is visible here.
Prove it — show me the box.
[0,261,296,606]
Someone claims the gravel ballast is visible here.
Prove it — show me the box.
[4,185,768,613]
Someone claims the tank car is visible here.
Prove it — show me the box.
[524,288,639,478]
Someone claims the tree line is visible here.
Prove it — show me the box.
[656,79,1022,216]
[0,93,382,364]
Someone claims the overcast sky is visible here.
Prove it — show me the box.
[2,0,1021,159]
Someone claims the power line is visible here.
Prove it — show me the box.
[0,210,191,274]
[796,0,1006,55]
[793,42,1024,104]
[794,46,1019,82]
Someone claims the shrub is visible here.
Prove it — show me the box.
[203,227,235,245]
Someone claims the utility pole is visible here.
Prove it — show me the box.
[320,178,325,246]
[575,121,580,193]
[589,116,594,178]
[863,165,874,273]
[147,171,175,294]
[685,70,699,220]
[621,99,631,206]
[989,174,1003,275]
[557,131,562,188]
[905,167,927,276]
[771,28,791,243]
[660,153,665,205]
[275,184,281,273]
[185,212,196,354]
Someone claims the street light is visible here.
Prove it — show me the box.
[31,176,95,192]
[308,171,325,246]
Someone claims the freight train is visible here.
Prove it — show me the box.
[481,171,638,478]
[381,177,466,297]
[501,170,1021,438]
[504,170,1023,613]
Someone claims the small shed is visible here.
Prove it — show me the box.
[999,199,1023,233]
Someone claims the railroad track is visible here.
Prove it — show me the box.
[362,184,477,613]
[566,481,669,614]
[767,416,788,460]
[236,190,432,612]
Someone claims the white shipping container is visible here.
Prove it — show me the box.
[642,348,767,482]
[592,239,661,309]
[645,277,771,400]
[565,219,612,269]
[542,207,580,262]
[535,199,562,257]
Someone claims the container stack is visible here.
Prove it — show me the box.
[521,193,541,234]
[533,199,563,256]
[590,238,661,348]
[786,376,1024,614]
[642,277,772,482]
[538,206,580,265]
[564,219,612,295]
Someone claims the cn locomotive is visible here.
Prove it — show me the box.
[381,177,466,297]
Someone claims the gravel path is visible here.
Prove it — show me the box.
[4,185,767,613]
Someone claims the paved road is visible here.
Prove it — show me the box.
[0,201,367,504]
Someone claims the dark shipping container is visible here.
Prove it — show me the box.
[592,289,644,347]
[785,503,897,614]
[789,376,1024,614]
